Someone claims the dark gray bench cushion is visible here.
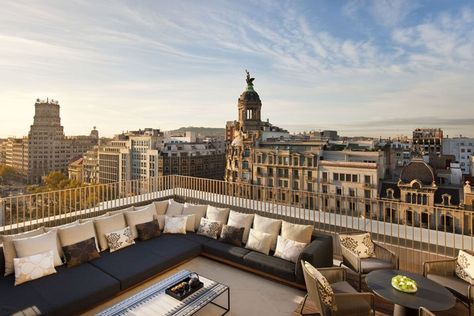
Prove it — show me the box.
[0,263,120,316]
[140,234,202,266]
[202,239,251,265]
[89,242,173,290]
[243,251,296,282]
[0,247,4,277]
[179,233,214,246]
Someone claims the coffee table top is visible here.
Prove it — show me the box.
[96,270,228,316]
[366,269,456,311]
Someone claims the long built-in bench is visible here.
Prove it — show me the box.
[0,199,333,316]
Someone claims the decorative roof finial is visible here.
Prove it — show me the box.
[245,69,255,88]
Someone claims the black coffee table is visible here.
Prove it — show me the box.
[366,269,455,316]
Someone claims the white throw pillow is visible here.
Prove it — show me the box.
[105,226,135,253]
[183,203,208,230]
[338,233,375,259]
[94,213,127,251]
[253,214,282,251]
[274,236,307,263]
[13,230,63,267]
[166,199,184,216]
[281,221,313,244]
[206,205,230,224]
[197,218,222,239]
[124,206,155,239]
[163,216,187,234]
[227,211,254,244]
[456,250,474,282]
[14,250,57,286]
[245,229,273,255]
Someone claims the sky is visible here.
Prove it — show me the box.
[0,0,473,138]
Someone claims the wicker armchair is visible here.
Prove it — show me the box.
[339,232,399,291]
[423,256,473,315]
[301,261,375,316]
[418,307,435,316]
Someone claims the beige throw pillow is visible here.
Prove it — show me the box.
[206,205,230,224]
[253,214,282,251]
[13,230,63,267]
[105,226,135,253]
[304,261,336,310]
[281,221,313,244]
[154,200,168,215]
[125,206,155,239]
[166,199,184,216]
[245,229,273,255]
[227,211,254,244]
[94,213,127,251]
[108,206,134,216]
[58,221,99,251]
[339,233,375,259]
[163,216,187,234]
[274,236,307,263]
[456,250,474,282]
[14,250,57,286]
[2,227,45,276]
[197,218,222,239]
[182,203,207,230]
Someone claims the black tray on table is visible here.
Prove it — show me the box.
[165,276,204,301]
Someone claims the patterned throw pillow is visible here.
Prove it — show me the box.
[14,250,57,286]
[219,225,244,246]
[303,261,336,311]
[274,236,308,263]
[135,220,161,241]
[339,233,375,258]
[197,218,222,239]
[163,216,187,234]
[105,226,135,253]
[62,237,100,267]
[245,229,273,255]
[456,250,474,283]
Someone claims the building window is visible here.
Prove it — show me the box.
[336,187,342,195]
[333,173,339,181]
[352,174,358,182]
[349,188,355,197]
[364,175,371,184]
[322,185,328,194]
[322,172,328,181]
[364,189,371,199]
[387,189,394,199]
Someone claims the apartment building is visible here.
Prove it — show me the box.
[442,136,474,174]
[412,128,443,155]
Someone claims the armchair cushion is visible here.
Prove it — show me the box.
[333,294,372,316]
[339,233,375,259]
[332,281,357,293]
[456,250,474,283]
[360,258,394,273]
[426,273,472,301]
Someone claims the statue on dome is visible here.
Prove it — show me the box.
[245,70,255,86]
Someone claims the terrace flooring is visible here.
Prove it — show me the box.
[84,256,467,316]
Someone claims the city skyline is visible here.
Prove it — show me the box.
[1,0,474,138]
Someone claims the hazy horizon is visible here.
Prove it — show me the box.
[1,0,473,139]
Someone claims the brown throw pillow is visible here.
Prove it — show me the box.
[136,220,161,241]
[219,225,244,247]
[62,237,100,268]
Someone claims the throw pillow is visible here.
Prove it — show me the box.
[45,221,79,260]
[182,203,208,230]
[124,206,155,239]
[154,200,169,215]
[219,225,244,247]
[245,229,273,255]
[2,227,45,276]
[456,250,474,283]
[303,261,336,311]
[62,237,100,267]
[13,230,63,267]
[136,220,161,241]
[163,216,187,234]
[274,236,307,263]
[156,215,166,230]
[227,211,254,244]
[281,221,313,244]
[14,250,57,286]
[58,221,99,252]
[108,206,134,216]
[105,226,135,253]
[206,205,230,224]
[253,214,282,251]
[94,213,127,251]
[197,218,222,239]
[338,233,375,259]
[166,199,184,216]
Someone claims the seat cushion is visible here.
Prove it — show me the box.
[243,251,295,282]
[426,274,472,300]
[0,263,120,316]
[360,258,394,273]
[334,293,372,316]
[179,232,214,246]
[331,281,358,294]
[202,239,251,265]
[89,242,173,290]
